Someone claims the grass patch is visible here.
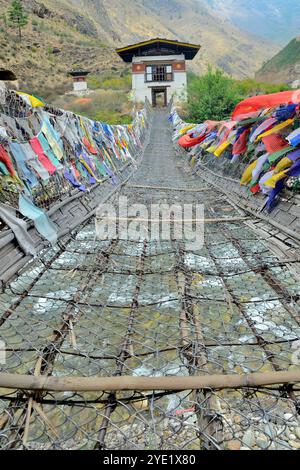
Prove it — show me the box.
[236,78,290,95]
[88,72,131,91]
[51,88,133,125]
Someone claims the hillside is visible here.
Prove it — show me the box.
[52,0,278,78]
[0,0,279,101]
[256,37,300,84]
[207,0,300,44]
[0,0,128,100]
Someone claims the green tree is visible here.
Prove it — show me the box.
[7,0,28,41]
[186,67,242,122]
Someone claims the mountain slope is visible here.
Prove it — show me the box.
[61,0,277,78]
[206,0,300,44]
[256,37,300,84]
[0,0,278,98]
[0,0,128,98]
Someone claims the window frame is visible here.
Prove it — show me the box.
[144,64,174,83]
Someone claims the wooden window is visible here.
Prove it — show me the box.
[145,65,173,83]
[146,66,153,82]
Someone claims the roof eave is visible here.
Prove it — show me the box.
[116,38,201,62]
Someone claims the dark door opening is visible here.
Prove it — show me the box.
[152,87,167,108]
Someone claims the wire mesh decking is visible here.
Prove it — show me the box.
[0,110,300,450]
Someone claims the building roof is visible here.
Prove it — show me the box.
[116,38,201,63]
[68,70,90,77]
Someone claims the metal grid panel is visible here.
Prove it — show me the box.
[1,110,300,450]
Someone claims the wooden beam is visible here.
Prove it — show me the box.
[0,370,299,392]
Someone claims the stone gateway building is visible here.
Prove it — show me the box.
[116,38,200,107]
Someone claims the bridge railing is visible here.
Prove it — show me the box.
[0,88,152,213]
[169,105,300,240]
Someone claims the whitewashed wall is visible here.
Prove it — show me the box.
[74,81,88,92]
[132,54,187,104]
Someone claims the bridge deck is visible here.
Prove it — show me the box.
[0,110,300,450]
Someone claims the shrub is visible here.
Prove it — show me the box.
[185,68,291,123]
[101,75,131,91]
[91,110,132,125]
[186,66,242,122]
[87,75,102,90]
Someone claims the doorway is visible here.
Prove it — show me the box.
[151,87,167,108]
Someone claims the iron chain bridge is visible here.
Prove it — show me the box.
[0,92,300,450]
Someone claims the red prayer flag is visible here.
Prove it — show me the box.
[232,90,300,121]
[232,129,250,155]
[262,134,289,154]
[0,145,16,176]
